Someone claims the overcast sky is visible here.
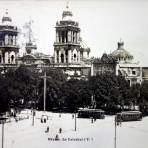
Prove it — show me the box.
[0,0,148,66]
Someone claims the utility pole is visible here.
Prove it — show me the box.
[114,116,117,148]
[2,122,4,148]
[32,110,35,126]
[75,112,77,131]
[41,71,51,112]
[43,72,47,112]
[0,117,7,148]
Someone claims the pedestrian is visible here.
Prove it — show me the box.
[72,114,74,119]
[55,134,59,141]
[59,128,62,133]
[45,126,49,133]
[44,118,46,123]
[91,118,93,123]
[41,118,43,123]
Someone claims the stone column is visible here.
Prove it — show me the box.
[68,50,71,63]
[68,31,71,42]
[91,63,94,76]
[64,50,66,63]
[15,36,17,45]
[74,32,76,43]
[9,36,12,45]
[59,32,60,43]
[5,34,8,45]
[78,50,80,63]
[54,50,57,63]
[77,32,80,43]
[13,36,15,45]
[58,32,60,43]
[56,31,59,42]
[5,52,8,64]
[71,31,73,43]
[64,31,66,43]
[59,50,61,63]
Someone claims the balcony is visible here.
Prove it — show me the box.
[54,42,80,46]
[0,26,18,33]
[0,43,19,49]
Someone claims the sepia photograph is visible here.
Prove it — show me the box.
[0,0,148,148]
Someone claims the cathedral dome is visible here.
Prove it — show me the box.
[62,4,73,21]
[2,10,12,25]
[111,41,133,61]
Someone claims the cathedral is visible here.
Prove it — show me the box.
[0,6,148,84]
[53,5,91,79]
[0,10,19,65]
[91,41,148,86]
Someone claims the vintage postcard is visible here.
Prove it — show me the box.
[0,0,148,148]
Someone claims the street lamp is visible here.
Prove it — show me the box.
[114,115,117,148]
[114,115,122,148]
[0,117,7,148]
[74,111,77,131]
[41,71,51,112]
[32,110,35,126]
[74,106,77,131]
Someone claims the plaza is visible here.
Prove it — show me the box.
[1,110,148,148]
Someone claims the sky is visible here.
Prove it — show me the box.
[0,0,148,66]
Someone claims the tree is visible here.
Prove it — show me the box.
[139,81,148,113]
[0,74,9,112]
[59,79,91,112]
[88,73,130,113]
[37,68,66,111]
[4,65,40,110]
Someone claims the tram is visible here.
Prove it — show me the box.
[116,111,142,122]
[78,108,105,119]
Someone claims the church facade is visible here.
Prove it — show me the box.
[0,7,148,84]
[91,41,148,86]
[53,5,91,79]
[0,11,19,65]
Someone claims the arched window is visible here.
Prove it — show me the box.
[0,55,2,63]
[8,58,10,64]
[61,54,64,63]
[74,54,76,62]
[65,50,68,63]
[11,55,14,63]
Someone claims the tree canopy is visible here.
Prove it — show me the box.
[0,67,148,114]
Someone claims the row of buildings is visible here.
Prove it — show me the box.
[0,5,148,85]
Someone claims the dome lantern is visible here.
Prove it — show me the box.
[62,1,73,21]
[111,41,133,62]
[2,9,12,25]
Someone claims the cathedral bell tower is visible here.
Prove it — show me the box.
[0,10,19,64]
[54,4,81,64]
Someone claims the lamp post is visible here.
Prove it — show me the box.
[0,117,7,148]
[114,115,122,148]
[32,110,35,126]
[41,71,51,113]
[74,111,77,131]
[74,106,77,131]
[114,116,117,148]
[43,72,47,112]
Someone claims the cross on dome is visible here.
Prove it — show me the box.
[62,0,73,20]
[2,9,12,25]
[5,9,8,15]
[66,0,69,9]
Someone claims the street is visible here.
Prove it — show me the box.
[0,110,148,148]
